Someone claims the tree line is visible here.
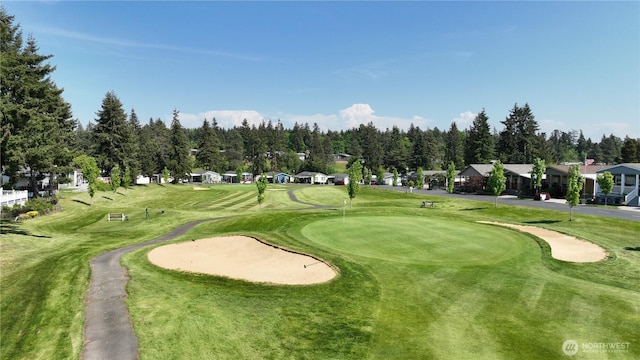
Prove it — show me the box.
[2,7,639,196]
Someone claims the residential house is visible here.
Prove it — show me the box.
[595,163,640,206]
[265,172,292,184]
[222,171,254,183]
[1,189,29,208]
[328,174,349,185]
[191,170,222,183]
[458,164,536,195]
[295,171,327,184]
[545,164,610,199]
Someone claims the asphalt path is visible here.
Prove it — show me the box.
[81,219,212,360]
[377,186,640,222]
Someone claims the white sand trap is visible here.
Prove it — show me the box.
[148,236,337,285]
[479,221,607,262]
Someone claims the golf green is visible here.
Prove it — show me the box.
[301,216,524,265]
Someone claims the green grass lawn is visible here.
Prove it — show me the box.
[1,184,639,359]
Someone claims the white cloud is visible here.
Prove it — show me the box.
[178,104,432,132]
[452,111,477,128]
[173,110,265,129]
[339,103,376,128]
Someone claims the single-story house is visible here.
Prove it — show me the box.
[295,171,327,184]
[265,172,293,184]
[328,174,349,185]
[595,163,640,206]
[545,164,610,199]
[333,153,351,162]
[222,171,254,184]
[1,189,29,208]
[458,164,536,195]
[191,170,222,184]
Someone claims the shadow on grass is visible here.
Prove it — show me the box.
[624,246,640,251]
[460,207,487,211]
[116,191,126,196]
[0,221,51,238]
[72,199,91,206]
[524,220,562,224]
[102,196,114,201]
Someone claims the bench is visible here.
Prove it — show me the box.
[420,201,434,208]
[107,213,126,221]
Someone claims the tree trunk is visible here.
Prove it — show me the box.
[569,206,573,221]
[29,169,39,198]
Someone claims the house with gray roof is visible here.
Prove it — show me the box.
[595,163,640,206]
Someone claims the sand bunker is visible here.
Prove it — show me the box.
[479,221,607,262]
[148,236,337,285]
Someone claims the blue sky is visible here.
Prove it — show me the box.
[5,1,639,140]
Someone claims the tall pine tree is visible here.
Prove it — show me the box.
[1,10,75,195]
[465,109,494,164]
[167,109,191,183]
[92,91,133,174]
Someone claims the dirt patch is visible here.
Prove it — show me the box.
[148,236,337,285]
[192,187,208,191]
[479,221,607,262]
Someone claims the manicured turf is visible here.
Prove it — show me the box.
[301,216,523,265]
[1,184,639,359]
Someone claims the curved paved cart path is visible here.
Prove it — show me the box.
[82,219,211,360]
[82,188,324,360]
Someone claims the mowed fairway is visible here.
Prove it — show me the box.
[2,184,639,359]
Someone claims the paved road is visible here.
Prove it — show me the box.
[377,186,640,222]
[82,219,212,360]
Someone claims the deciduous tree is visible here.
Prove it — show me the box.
[488,160,506,208]
[446,162,456,194]
[566,164,584,221]
[596,171,613,206]
[256,173,267,210]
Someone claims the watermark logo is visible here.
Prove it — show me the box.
[562,340,579,356]
[562,339,630,356]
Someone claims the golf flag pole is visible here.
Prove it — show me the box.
[343,200,346,222]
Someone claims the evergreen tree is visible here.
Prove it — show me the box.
[383,126,409,172]
[137,120,158,177]
[347,158,363,208]
[358,122,384,171]
[92,91,132,174]
[620,137,638,163]
[1,11,76,196]
[196,118,223,171]
[167,109,191,183]
[465,109,494,164]
[599,134,621,164]
[223,129,245,171]
[497,103,539,163]
[127,109,141,182]
[444,122,465,169]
